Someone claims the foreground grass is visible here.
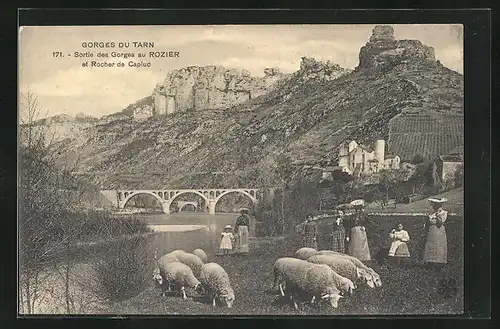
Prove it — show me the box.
[104,229,463,315]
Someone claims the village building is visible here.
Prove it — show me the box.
[432,145,464,186]
[338,139,400,177]
[320,166,350,181]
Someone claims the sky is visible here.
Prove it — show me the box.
[19,24,463,119]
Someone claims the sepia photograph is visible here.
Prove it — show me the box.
[18,23,466,316]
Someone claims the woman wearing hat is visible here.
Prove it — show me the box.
[234,208,250,255]
[347,200,371,262]
[302,213,318,249]
[220,225,235,256]
[423,198,449,268]
[330,210,347,253]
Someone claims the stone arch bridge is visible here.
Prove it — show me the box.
[100,189,260,215]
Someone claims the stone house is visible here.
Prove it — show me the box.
[432,146,464,187]
[338,139,400,177]
[320,166,350,180]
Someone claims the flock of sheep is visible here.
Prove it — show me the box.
[152,246,382,311]
[153,248,236,308]
[273,247,382,310]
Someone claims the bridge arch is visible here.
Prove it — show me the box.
[122,191,164,209]
[213,190,257,211]
[178,201,199,212]
[165,190,209,213]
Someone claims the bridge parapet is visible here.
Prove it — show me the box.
[111,188,261,215]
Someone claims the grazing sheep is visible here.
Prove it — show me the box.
[273,257,305,296]
[295,247,319,260]
[317,250,382,287]
[193,248,208,263]
[160,253,180,264]
[197,263,235,308]
[169,249,187,256]
[273,257,343,309]
[310,253,374,288]
[173,252,204,278]
[153,253,180,285]
[306,255,356,295]
[155,260,200,299]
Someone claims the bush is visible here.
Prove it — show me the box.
[93,234,156,302]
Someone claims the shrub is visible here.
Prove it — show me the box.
[93,234,156,302]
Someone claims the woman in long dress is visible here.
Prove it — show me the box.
[347,200,371,262]
[423,198,448,269]
[330,210,346,253]
[388,223,410,266]
[234,208,250,255]
[302,213,318,249]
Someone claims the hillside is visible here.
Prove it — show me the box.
[48,25,463,189]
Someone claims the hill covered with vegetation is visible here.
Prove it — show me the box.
[45,25,463,190]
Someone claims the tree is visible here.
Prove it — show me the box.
[374,169,411,209]
[411,154,425,164]
[18,91,86,314]
[271,153,296,235]
[454,163,464,187]
[342,178,364,204]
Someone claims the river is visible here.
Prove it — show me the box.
[130,212,256,257]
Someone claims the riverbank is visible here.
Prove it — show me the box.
[104,214,463,315]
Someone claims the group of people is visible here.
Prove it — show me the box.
[219,207,251,256]
[301,197,449,268]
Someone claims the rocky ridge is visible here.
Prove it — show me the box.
[152,65,288,114]
[45,25,463,189]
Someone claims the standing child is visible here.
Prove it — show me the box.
[220,225,235,256]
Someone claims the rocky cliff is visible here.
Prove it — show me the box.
[152,65,289,114]
[358,25,436,71]
[46,25,463,189]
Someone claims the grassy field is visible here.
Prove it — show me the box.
[103,213,463,315]
[365,188,464,215]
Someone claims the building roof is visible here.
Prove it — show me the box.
[358,144,373,152]
[447,144,464,156]
[440,154,463,162]
[385,153,398,158]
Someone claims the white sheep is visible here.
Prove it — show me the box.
[273,257,343,309]
[154,259,200,299]
[168,249,187,257]
[308,253,374,289]
[197,262,235,308]
[172,251,204,278]
[192,248,208,263]
[306,255,356,295]
[153,253,179,285]
[273,257,304,296]
[317,250,382,287]
[295,247,319,260]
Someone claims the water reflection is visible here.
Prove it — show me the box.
[128,212,254,257]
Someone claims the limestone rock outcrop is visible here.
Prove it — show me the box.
[297,57,352,82]
[152,66,287,114]
[358,25,436,70]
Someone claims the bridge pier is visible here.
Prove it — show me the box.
[162,202,171,214]
[208,200,216,215]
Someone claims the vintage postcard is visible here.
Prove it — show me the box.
[18,23,465,316]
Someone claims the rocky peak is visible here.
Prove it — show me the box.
[358,25,436,70]
[369,25,396,43]
[264,67,282,76]
[297,57,351,82]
